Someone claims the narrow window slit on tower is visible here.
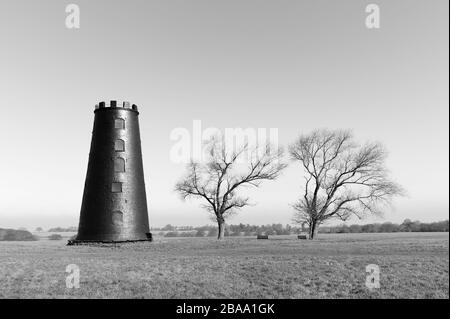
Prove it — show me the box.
[115,139,125,152]
[111,182,122,193]
[114,118,125,129]
[114,158,125,172]
[112,211,123,226]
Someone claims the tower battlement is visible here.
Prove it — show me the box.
[95,100,139,112]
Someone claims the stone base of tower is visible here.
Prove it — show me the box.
[67,232,153,245]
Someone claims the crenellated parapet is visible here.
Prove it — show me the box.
[95,100,138,112]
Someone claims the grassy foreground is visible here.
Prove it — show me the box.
[0,232,448,298]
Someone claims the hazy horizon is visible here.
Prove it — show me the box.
[0,0,448,230]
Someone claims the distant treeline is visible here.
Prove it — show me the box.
[0,229,71,241]
[320,219,449,234]
[4,219,448,241]
[153,219,449,238]
[0,228,36,241]
[45,226,77,232]
[157,224,298,238]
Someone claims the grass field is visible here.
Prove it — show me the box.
[0,232,448,299]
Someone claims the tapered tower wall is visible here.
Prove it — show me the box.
[71,101,151,243]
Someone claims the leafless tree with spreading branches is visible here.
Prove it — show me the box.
[175,137,287,239]
[289,129,404,239]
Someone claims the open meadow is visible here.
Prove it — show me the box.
[0,232,448,299]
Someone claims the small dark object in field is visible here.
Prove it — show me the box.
[298,235,307,240]
[257,235,269,239]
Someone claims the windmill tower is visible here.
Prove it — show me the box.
[69,100,152,244]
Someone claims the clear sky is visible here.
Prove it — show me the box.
[0,0,448,229]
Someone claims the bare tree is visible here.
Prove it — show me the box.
[289,129,404,239]
[175,137,287,239]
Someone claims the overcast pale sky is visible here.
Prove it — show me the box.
[0,0,448,229]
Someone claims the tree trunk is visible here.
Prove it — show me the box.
[309,221,319,239]
[217,219,225,240]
